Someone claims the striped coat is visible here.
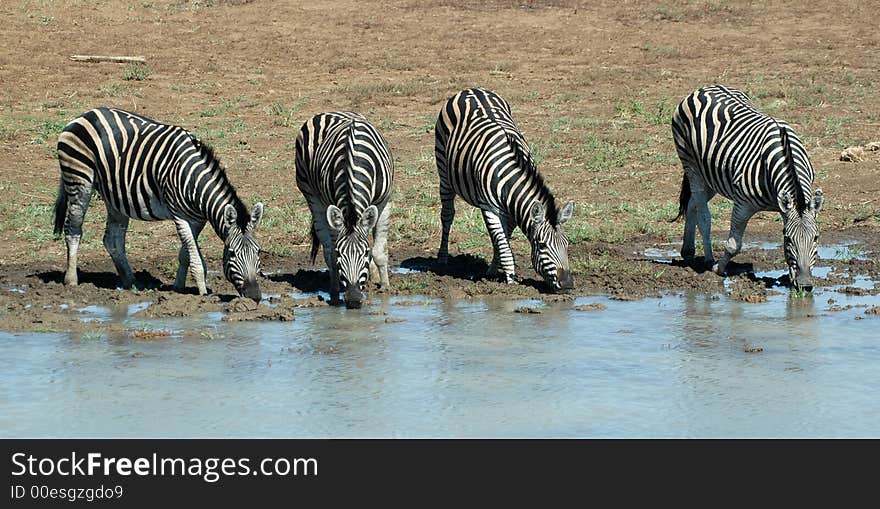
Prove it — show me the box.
[672,85,824,290]
[295,112,393,308]
[54,107,264,300]
[435,88,575,291]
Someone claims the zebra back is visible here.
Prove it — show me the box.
[672,85,816,213]
[295,112,393,225]
[57,107,253,236]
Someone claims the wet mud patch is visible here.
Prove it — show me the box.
[133,293,224,318]
[129,328,173,340]
[0,236,877,333]
[266,294,328,308]
[575,303,607,311]
[222,297,297,322]
[728,275,775,303]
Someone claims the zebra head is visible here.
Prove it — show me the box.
[222,202,264,303]
[528,200,575,292]
[780,189,824,292]
[327,204,379,309]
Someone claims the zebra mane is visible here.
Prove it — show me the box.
[506,132,559,225]
[776,121,806,212]
[340,119,365,225]
[190,134,251,228]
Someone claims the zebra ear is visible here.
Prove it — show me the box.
[360,205,379,230]
[779,193,794,214]
[224,204,238,227]
[326,205,344,231]
[530,202,546,225]
[250,202,264,227]
[811,189,824,213]
[558,201,575,224]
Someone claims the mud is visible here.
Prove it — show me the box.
[1,231,877,332]
[574,303,608,311]
[2,1,879,332]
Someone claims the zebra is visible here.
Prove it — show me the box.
[295,112,393,309]
[54,107,264,302]
[435,87,575,292]
[671,85,824,291]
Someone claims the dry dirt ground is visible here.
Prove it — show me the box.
[1,0,879,331]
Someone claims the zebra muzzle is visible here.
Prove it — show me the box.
[344,288,365,309]
[554,268,575,292]
[794,274,813,293]
[241,281,262,303]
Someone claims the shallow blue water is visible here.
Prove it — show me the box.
[1,280,878,438]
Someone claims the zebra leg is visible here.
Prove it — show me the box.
[173,218,208,295]
[102,211,135,289]
[713,203,757,275]
[174,221,206,291]
[309,202,341,303]
[370,203,392,290]
[683,173,715,268]
[437,183,456,265]
[63,186,94,286]
[482,209,516,284]
[321,230,341,304]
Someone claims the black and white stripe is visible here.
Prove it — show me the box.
[435,88,575,291]
[295,112,393,308]
[672,85,824,290]
[54,107,264,301]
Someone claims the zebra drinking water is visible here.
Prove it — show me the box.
[54,107,264,301]
[295,112,393,309]
[671,85,824,291]
[435,88,575,292]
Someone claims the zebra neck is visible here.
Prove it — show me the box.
[516,197,556,237]
[206,189,247,241]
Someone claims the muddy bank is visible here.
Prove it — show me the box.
[0,233,877,333]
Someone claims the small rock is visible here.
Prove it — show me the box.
[744,346,764,353]
[384,316,404,323]
[574,303,607,311]
[227,297,258,313]
[865,306,880,315]
[514,306,542,314]
[742,294,767,303]
[840,146,864,162]
[865,141,880,151]
[131,352,145,358]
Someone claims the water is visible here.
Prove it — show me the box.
[642,240,869,263]
[1,284,878,438]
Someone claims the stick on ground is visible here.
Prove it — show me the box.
[69,55,146,63]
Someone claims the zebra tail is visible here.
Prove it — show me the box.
[309,223,320,264]
[672,174,690,222]
[53,181,67,237]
